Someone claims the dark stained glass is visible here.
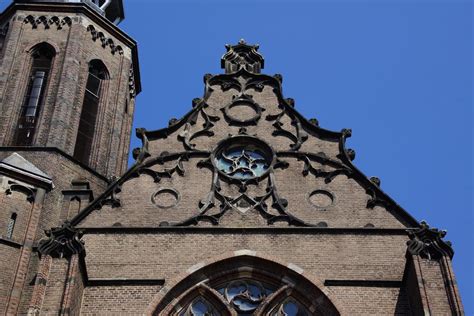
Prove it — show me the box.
[215,146,269,179]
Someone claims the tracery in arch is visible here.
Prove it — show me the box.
[170,276,313,316]
[152,256,340,316]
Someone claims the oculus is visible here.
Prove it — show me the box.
[307,190,334,209]
[152,188,180,209]
[222,96,263,126]
[213,136,274,180]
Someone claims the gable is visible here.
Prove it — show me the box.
[73,43,418,229]
[0,152,52,188]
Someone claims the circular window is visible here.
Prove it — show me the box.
[308,190,334,209]
[213,136,274,180]
[151,188,180,209]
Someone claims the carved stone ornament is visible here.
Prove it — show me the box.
[70,41,421,229]
[221,39,265,74]
[5,181,36,203]
[222,94,263,126]
[38,221,85,258]
[23,15,72,30]
[152,188,180,209]
[407,221,454,260]
[87,25,124,55]
[129,67,136,98]
[307,189,334,209]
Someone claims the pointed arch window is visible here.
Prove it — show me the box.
[73,60,109,165]
[14,43,55,145]
[152,256,341,315]
[173,278,313,316]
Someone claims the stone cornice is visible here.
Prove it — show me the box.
[0,161,52,189]
[80,226,411,235]
[0,147,109,182]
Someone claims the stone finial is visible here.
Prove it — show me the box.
[407,221,454,260]
[369,177,381,187]
[221,39,264,74]
[38,221,85,258]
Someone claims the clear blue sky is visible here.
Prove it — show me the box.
[3,0,473,312]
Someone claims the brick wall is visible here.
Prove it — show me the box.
[73,231,411,314]
[0,179,34,242]
[0,244,20,314]
[0,7,136,177]
[328,286,411,315]
[81,285,162,315]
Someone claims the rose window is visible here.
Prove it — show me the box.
[213,136,273,180]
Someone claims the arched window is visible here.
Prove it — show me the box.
[173,277,312,316]
[151,255,341,315]
[6,213,17,239]
[73,60,108,165]
[14,43,55,145]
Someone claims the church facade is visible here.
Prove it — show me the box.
[0,1,464,315]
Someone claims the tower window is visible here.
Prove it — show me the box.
[14,43,55,145]
[6,213,17,239]
[0,22,9,53]
[73,60,109,165]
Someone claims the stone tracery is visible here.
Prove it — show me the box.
[151,255,339,316]
[70,41,427,229]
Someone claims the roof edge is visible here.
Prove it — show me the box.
[0,147,109,182]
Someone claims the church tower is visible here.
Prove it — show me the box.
[0,1,140,314]
[0,0,140,177]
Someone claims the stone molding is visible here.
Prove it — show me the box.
[38,221,85,258]
[23,14,72,29]
[407,221,454,260]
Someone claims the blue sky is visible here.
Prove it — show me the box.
[120,0,472,311]
[3,0,472,312]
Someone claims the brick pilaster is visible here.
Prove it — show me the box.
[27,254,52,315]
[5,188,45,315]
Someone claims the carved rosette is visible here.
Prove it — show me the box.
[407,221,454,260]
[38,222,85,258]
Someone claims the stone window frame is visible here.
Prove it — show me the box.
[168,270,315,316]
[13,42,57,146]
[151,254,342,315]
[73,59,110,166]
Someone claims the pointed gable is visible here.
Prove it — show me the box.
[0,152,52,187]
[73,41,418,229]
